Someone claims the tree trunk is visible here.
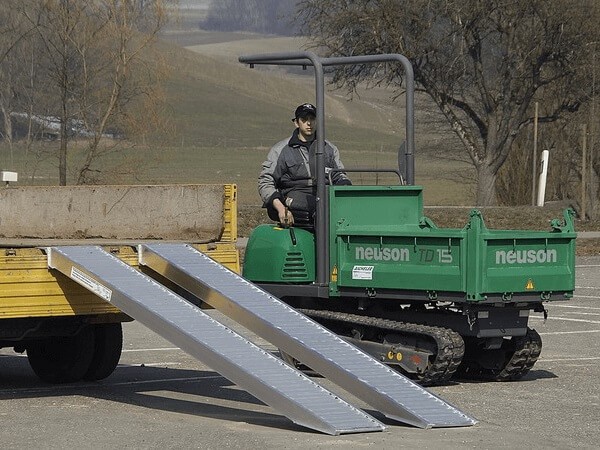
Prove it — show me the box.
[0,102,14,168]
[59,33,69,187]
[0,103,13,146]
[59,99,68,186]
[476,163,497,206]
[590,168,599,219]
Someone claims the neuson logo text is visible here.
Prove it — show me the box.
[495,249,557,265]
[355,246,410,262]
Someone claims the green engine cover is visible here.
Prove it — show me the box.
[243,224,316,283]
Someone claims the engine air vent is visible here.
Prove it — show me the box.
[281,251,308,279]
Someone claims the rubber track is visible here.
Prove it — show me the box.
[459,328,542,381]
[299,309,465,386]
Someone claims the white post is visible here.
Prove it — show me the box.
[537,150,550,207]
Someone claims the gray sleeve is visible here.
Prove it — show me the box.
[327,141,351,185]
[329,141,345,169]
[258,139,287,205]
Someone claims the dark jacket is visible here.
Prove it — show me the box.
[258,129,351,220]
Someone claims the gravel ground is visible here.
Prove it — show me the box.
[0,256,598,449]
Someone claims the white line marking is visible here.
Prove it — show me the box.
[142,362,182,367]
[563,312,600,316]
[538,330,600,335]
[576,286,600,290]
[110,375,224,387]
[529,315,600,324]
[122,348,179,353]
[0,375,224,396]
[552,304,600,310]
[576,265,600,268]
[556,364,600,368]
[539,357,600,362]
[572,295,600,300]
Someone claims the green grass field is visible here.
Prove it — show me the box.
[1,27,596,253]
[0,31,474,206]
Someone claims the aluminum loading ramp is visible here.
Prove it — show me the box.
[139,243,477,429]
[47,246,384,435]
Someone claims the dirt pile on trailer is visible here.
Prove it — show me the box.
[0,185,230,242]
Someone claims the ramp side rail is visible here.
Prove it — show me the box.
[47,245,385,435]
[139,243,477,429]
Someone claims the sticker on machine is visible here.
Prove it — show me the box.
[70,266,113,302]
[352,265,374,280]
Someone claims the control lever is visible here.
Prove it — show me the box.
[284,198,296,245]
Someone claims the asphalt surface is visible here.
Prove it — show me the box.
[0,257,598,449]
[578,231,600,239]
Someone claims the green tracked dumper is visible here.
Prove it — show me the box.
[240,52,576,385]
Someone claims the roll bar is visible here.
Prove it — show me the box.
[328,168,404,185]
[239,52,415,286]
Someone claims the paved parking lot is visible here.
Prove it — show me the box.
[0,257,598,449]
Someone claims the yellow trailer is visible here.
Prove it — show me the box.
[0,184,239,383]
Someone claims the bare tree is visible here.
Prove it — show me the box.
[16,0,170,185]
[71,1,169,184]
[498,45,600,219]
[496,119,576,206]
[298,0,600,205]
[0,1,39,153]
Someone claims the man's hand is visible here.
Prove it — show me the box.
[273,198,294,226]
[279,209,294,226]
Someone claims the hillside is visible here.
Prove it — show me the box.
[0,28,470,205]
[161,31,600,249]
[157,36,404,144]
[138,34,471,205]
[1,26,596,249]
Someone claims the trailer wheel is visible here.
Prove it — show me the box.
[27,327,95,383]
[83,323,123,381]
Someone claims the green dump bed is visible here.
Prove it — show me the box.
[329,186,576,303]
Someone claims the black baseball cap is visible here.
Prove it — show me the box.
[293,103,317,120]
